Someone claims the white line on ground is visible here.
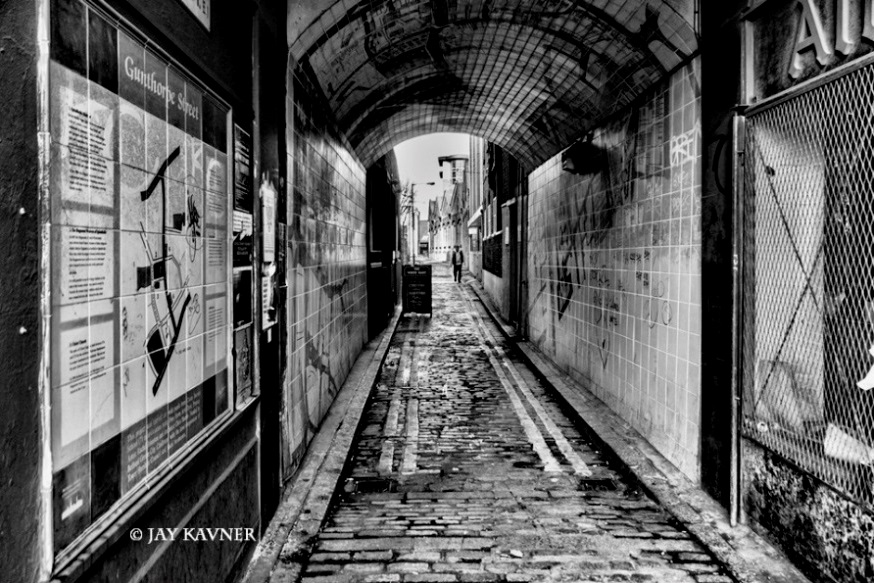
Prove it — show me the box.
[417,346,430,388]
[458,289,563,473]
[398,341,412,387]
[377,392,402,474]
[400,398,419,474]
[461,286,592,476]
[384,393,401,437]
[491,339,593,477]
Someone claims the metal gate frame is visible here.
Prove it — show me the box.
[736,53,874,511]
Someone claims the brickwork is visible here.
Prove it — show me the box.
[295,264,730,583]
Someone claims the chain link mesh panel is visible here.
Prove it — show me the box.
[743,64,874,507]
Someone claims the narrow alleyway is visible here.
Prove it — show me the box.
[295,264,732,583]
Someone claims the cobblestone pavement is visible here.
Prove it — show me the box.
[299,264,733,583]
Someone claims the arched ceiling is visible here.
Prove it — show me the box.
[288,0,698,170]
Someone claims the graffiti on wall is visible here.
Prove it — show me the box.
[527,60,703,479]
[282,69,369,478]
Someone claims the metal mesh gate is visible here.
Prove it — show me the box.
[742,63,874,506]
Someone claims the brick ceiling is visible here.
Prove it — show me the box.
[289,0,698,170]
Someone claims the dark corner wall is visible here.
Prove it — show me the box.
[481,143,525,324]
[0,1,42,582]
[366,152,402,340]
[698,0,745,509]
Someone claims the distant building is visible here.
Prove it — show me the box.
[474,142,527,326]
[428,155,470,260]
[467,137,486,278]
[418,219,429,254]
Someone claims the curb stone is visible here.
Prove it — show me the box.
[242,308,403,583]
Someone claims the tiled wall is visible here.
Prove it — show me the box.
[282,67,369,475]
[527,61,703,479]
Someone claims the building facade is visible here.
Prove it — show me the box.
[428,155,469,261]
[467,137,486,280]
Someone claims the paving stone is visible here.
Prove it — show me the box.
[677,564,719,574]
[397,551,443,562]
[386,563,432,574]
[305,563,345,574]
[457,573,501,582]
[319,539,415,552]
[292,266,734,583]
[609,560,638,571]
[343,564,386,574]
[403,575,458,583]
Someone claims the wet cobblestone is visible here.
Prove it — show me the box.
[300,264,734,583]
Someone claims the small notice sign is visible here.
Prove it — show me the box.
[179,0,210,30]
[402,265,432,315]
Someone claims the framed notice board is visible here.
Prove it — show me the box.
[47,0,233,552]
[402,265,432,315]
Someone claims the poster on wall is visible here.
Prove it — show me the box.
[262,269,277,330]
[276,222,287,282]
[233,268,253,328]
[234,326,254,409]
[48,1,231,550]
[233,210,253,267]
[261,181,276,263]
[234,126,252,212]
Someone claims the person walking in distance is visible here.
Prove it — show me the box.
[451,245,464,283]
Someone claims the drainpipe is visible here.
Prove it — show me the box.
[730,112,746,527]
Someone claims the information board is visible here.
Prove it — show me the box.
[402,265,432,315]
[48,2,231,550]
